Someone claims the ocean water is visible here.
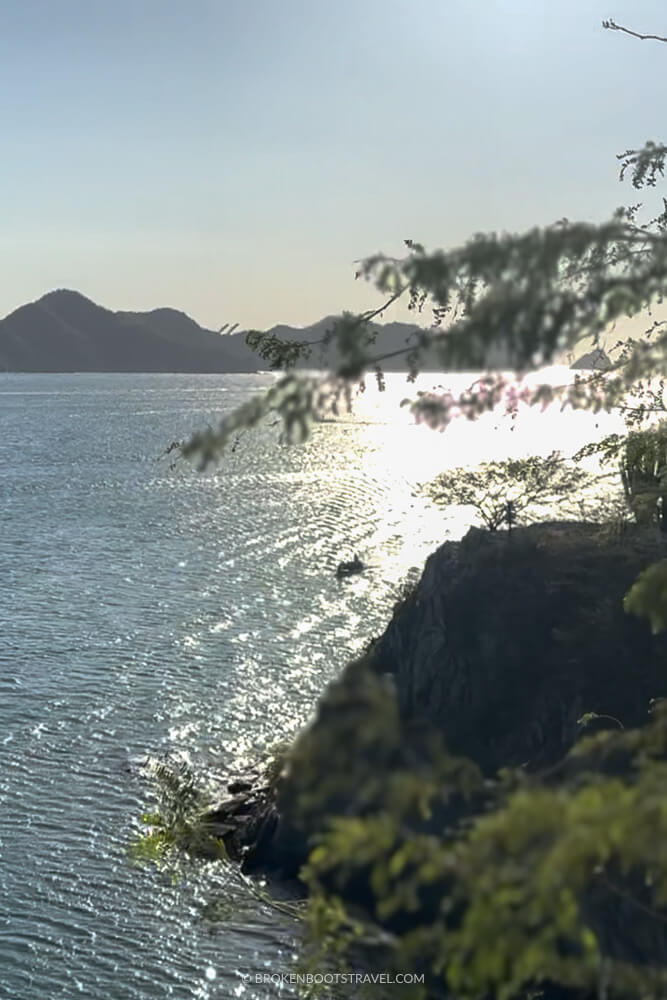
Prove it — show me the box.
[0,372,466,1000]
[0,371,623,999]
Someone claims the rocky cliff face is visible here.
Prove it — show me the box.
[368,522,667,773]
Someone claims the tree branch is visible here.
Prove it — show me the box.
[595,872,667,925]
[602,19,667,44]
[360,287,407,322]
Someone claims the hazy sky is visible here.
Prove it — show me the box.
[1,0,666,330]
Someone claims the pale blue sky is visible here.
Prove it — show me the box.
[1,0,666,329]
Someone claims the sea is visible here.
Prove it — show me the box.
[0,371,623,999]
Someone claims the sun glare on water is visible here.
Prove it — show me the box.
[353,367,626,465]
[344,368,627,572]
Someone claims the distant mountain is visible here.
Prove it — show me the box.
[0,290,513,372]
[246,315,513,372]
[570,346,612,371]
[0,290,259,373]
[260,315,430,371]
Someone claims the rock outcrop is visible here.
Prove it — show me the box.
[200,522,667,998]
[223,522,667,878]
[368,522,667,772]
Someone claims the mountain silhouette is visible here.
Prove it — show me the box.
[0,290,258,373]
[268,314,513,371]
[0,290,511,372]
[570,346,612,371]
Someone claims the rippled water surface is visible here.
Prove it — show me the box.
[0,371,624,999]
[1,373,467,1000]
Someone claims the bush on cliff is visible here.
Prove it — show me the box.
[129,757,227,865]
[300,690,667,999]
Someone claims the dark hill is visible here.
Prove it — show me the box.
[241,314,513,372]
[0,290,259,373]
[0,290,513,372]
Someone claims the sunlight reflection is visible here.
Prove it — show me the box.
[354,368,626,463]
[351,368,628,574]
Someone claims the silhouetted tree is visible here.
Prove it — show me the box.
[422,452,588,532]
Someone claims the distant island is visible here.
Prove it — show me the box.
[0,289,513,373]
[569,345,612,371]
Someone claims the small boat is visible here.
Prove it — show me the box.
[336,555,365,580]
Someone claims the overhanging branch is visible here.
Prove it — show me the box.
[602,18,667,44]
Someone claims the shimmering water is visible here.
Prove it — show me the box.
[0,371,624,999]
[0,373,463,1000]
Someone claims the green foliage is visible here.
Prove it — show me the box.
[129,757,227,867]
[299,893,402,1000]
[575,422,667,629]
[421,452,589,532]
[127,827,173,864]
[178,140,667,470]
[179,128,667,452]
[245,311,381,377]
[445,717,667,997]
[261,738,294,789]
[300,708,667,999]
[618,141,667,189]
[624,558,667,632]
[576,422,667,527]
[620,424,667,525]
[245,329,314,370]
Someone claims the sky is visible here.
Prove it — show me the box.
[1,0,667,331]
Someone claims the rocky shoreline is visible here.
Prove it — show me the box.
[201,522,667,875]
[185,521,667,997]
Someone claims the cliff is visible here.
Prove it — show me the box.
[208,522,667,879]
[367,521,667,772]
[195,522,667,993]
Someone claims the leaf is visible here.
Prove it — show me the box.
[624,559,667,632]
